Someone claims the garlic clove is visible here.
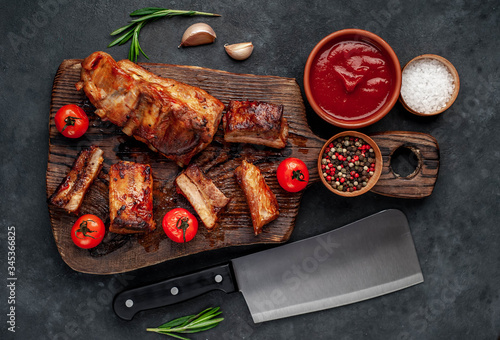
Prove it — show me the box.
[179,23,217,47]
[224,42,254,61]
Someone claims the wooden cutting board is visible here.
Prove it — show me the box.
[46,60,439,274]
[46,59,326,274]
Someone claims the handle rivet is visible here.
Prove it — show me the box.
[125,299,134,308]
[215,274,223,283]
[170,287,179,295]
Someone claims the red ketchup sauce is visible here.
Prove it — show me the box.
[310,40,393,121]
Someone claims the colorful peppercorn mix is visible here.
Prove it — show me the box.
[321,136,377,193]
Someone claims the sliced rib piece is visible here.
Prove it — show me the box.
[49,146,104,214]
[234,159,279,235]
[175,164,230,230]
[109,161,155,234]
[223,100,288,149]
[75,51,225,166]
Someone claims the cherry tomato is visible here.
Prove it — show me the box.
[54,104,89,138]
[71,214,105,249]
[162,208,198,243]
[276,157,309,192]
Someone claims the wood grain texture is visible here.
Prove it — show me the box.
[370,131,440,198]
[46,59,325,274]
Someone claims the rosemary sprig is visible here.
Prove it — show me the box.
[146,307,224,339]
[108,8,220,62]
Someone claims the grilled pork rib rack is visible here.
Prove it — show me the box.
[76,51,225,166]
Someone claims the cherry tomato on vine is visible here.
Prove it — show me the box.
[162,208,198,243]
[71,214,105,249]
[54,104,89,138]
[276,157,309,192]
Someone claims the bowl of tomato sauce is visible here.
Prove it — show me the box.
[304,29,401,129]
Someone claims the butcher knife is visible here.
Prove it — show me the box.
[114,209,423,323]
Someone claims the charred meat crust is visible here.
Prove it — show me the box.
[234,159,279,235]
[49,146,104,214]
[109,161,155,234]
[175,164,230,230]
[76,51,225,166]
[223,100,289,149]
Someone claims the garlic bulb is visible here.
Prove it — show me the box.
[224,42,254,60]
[179,23,217,47]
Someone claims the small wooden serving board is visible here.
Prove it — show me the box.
[46,60,439,274]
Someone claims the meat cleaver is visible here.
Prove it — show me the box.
[114,209,423,322]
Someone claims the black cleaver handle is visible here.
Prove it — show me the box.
[113,263,236,320]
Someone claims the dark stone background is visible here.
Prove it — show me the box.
[1,0,498,339]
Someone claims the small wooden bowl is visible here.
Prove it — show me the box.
[318,131,383,197]
[400,54,460,116]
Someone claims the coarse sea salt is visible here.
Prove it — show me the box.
[401,58,455,114]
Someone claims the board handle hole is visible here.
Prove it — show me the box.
[389,146,421,178]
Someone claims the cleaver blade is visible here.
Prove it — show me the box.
[114,209,423,322]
